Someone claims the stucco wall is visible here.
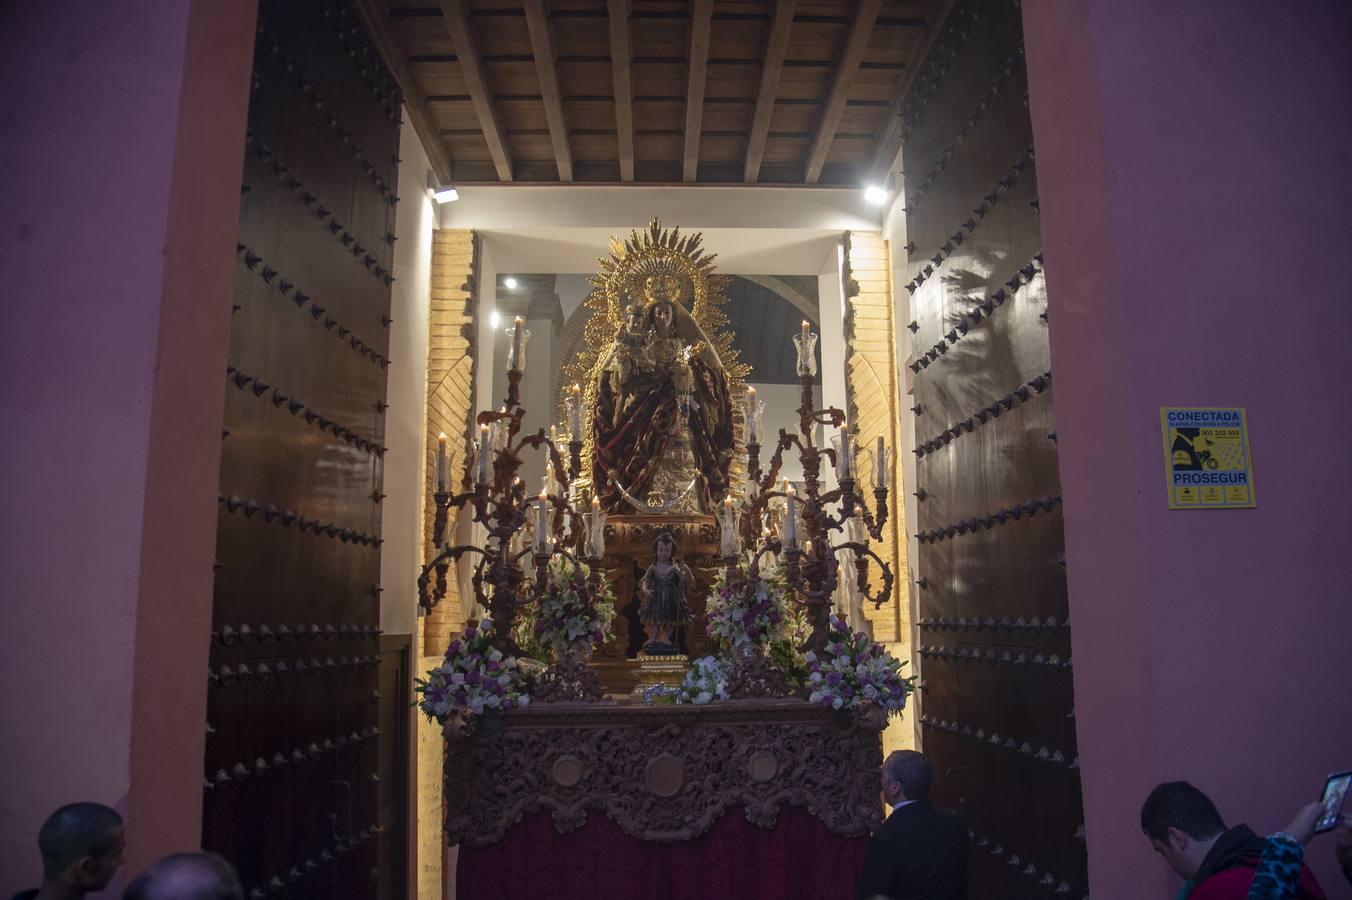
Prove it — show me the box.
[0,0,254,891]
[1024,1,1352,895]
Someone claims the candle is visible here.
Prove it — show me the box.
[838,421,852,478]
[872,437,890,489]
[477,424,491,485]
[535,491,549,552]
[719,496,738,557]
[506,317,530,373]
[568,384,583,439]
[784,483,798,549]
[801,320,810,344]
[588,496,606,558]
[746,387,759,444]
[436,432,448,491]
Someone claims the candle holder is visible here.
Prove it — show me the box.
[419,366,598,678]
[735,332,893,654]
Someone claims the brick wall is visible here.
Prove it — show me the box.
[422,229,478,656]
[843,231,908,644]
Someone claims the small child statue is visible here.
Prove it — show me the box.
[638,530,693,655]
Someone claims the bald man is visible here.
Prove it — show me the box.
[122,853,242,900]
[14,802,125,900]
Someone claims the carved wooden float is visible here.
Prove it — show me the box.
[443,698,885,847]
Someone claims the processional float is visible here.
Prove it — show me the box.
[415,221,909,887]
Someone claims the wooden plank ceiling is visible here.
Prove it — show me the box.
[360,0,948,185]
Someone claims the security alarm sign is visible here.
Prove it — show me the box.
[1160,407,1256,509]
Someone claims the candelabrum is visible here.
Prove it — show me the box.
[724,321,894,655]
[418,329,605,676]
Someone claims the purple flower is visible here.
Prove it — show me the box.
[826,672,842,686]
[466,671,480,684]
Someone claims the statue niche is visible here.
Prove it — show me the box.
[592,273,734,515]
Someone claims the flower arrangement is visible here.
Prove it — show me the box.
[805,615,914,714]
[706,559,802,651]
[415,617,531,720]
[677,655,730,704]
[517,556,616,660]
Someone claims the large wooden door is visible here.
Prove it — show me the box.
[205,1,403,895]
[904,2,1086,895]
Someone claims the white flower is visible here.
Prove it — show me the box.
[695,691,712,705]
[517,695,530,708]
[450,672,465,685]
[831,696,844,710]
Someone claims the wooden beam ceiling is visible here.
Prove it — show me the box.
[522,0,573,182]
[870,0,959,183]
[437,0,513,182]
[803,0,883,184]
[682,0,714,183]
[743,0,797,184]
[352,0,454,184]
[607,0,635,182]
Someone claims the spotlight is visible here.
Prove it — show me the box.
[490,310,501,328]
[427,171,459,204]
[864,185,889,206]
[504,276,519,290]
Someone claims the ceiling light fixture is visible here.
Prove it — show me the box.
[864,185,889,206]
[503,276,519,290]
[490,310,501,328]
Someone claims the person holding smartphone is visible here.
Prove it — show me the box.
[1247,771,1351,900]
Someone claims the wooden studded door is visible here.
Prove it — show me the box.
[205,1,403,896]
[903,2,1086,896]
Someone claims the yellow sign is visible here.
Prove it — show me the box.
[1160,407,1256,509]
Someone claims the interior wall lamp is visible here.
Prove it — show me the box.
[428,170,459,204]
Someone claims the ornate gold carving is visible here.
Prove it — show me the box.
[443,700,885,846]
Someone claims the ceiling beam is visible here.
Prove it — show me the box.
[607,0,635,181]
[437,0,513,182]
[522,0,573,182]
[869,0,959,183]
[743,0,797,183]
[682,0,714,182]
[802,0,882,184]
[352,0,455,184]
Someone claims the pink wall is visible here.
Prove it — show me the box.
[0,0,254,892]
[1024,0,1352,896]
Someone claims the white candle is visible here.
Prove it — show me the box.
[568,384,583,438]
[535,491,549,552]
[436,432,448,491]
[784,483,798,549]
[588,496,605,557]
[746,387,759,444]
[801,320,810,345]
[477,424,491,485]
[838,421,852,479]
[873,437,890,489]
[719,496,738,556]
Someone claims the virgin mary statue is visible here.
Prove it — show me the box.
[563,221,744,516]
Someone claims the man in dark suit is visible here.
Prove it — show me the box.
[855,750,968,900]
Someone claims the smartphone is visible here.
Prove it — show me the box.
[1314,770,1351,834]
